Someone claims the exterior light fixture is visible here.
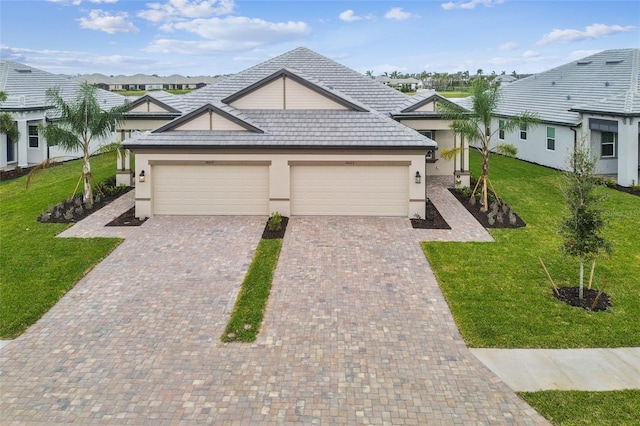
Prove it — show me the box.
[139,170,146,182]
[415,171,421,184]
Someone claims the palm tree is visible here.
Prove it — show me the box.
[38,82,128,204]
[0,91,19,142]
[437,77,538,211]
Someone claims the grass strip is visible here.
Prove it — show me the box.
[422,150,640,348]
[222,238,282,342]
[519,390,640,425]
[0,154,121,338]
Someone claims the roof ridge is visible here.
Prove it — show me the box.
[624,49,639,113]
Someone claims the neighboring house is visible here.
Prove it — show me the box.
[491,48,639,187]
[375,76,423,91]
[0,61,125,170]
[73,74,224,92]
[495,74,517,85]
[124,47,467,218]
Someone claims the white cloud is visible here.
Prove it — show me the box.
[89,0,118,4]
[522,50,539,58]
[537,23,636,45]
[78,10,139,34]
[384,7,412,20]
[568,50,601,61]
[498,41,518,51]
[339,10,362,22]
[138,0,235,23]
[441,0,504,10]
[168,16,310,41]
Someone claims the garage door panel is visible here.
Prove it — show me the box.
[154,165,269,215]
[291,165,408,216]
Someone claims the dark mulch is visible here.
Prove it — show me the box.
[105,206,148,227]
[262,216,289,239]
[410,201,451,229]
[448,188,526,229]
[37,187,132,224]
[554,286,611,312]
[608,183,640,198]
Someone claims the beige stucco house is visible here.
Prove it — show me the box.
[123,48,468,218]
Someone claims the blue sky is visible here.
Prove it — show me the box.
[1,0,638,77]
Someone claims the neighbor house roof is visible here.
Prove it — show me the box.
[494,48,640,125]
[0,60,125,114]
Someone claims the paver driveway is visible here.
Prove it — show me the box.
[0,212,548,424]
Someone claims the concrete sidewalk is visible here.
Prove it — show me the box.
[471,347,640,392]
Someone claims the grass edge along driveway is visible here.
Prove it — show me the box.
[0,155,121,339]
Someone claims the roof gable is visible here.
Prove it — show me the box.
[222,68,367,111]
[152,103,263,133]
[127,95,181,114]
[184,47,411,114]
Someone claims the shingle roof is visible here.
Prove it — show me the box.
[495,48,640,124]
[124,109,436,149]
[0,60,125,114]
[182,47,412,114]
[124,47,436,150]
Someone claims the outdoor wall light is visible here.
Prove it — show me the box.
[415,171,421,184]
[139,170,146,182]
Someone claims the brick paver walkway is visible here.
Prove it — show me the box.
[0,185,548,424]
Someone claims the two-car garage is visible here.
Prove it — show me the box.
[148,160,413,217]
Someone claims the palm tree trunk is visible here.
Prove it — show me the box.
[480,152,489,212]
[82,150,93,205]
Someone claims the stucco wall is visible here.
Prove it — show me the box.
[132,149,428,219]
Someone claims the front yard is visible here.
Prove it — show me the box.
[423,150,640,349]
[423,150,640,425]
[0,155,121,338]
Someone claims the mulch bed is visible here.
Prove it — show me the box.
[448,188,526,229]
[105,206,148,227]
[410,201,451,229]
[554,286,611,312]
[262,216,289,239]
[608,183,640,198]
[37,187,132,224]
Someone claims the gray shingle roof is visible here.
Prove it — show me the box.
[0,60,125,114]
[495,48,640,124]
[124,110,436,149]
[123,47,436,150]
[182,47,412,114]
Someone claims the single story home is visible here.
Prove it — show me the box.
[123,47,469,218]
[73,74,224,92]
[0,60,125,170]
[491,48,639,187]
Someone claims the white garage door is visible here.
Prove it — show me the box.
[291,164,408,216]
[153,164,269,215]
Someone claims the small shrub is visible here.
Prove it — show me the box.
[496,212,504,224]
[605,178,617,188]
[74,206,84,215]
[509,210,517,225]
[488,215,495,226]
[63,209,74,221]
[460,186,472,198]
[268,212,283,232]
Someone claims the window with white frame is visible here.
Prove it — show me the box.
[28,125,39,148]
[519,123,527,140]
[546,127,555,151]
[498,120,505,140]
[601,132,616,158]
[419,130,434,140]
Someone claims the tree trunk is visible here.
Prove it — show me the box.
[579,258,584,300]
[480,152,489,212]
[82,150,93,205]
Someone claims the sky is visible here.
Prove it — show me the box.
[1,0,638,77]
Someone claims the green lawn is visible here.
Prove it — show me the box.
[222,238,282,342]
[422,150,640,348]
[437,91,470,98]
[0,155,122,338]
[519,390,640,425]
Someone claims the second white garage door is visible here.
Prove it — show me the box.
[154,164,269,215]
[291,164,409,216]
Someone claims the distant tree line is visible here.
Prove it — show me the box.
[364,69,531,92]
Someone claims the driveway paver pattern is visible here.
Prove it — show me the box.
[1,197,548,424]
